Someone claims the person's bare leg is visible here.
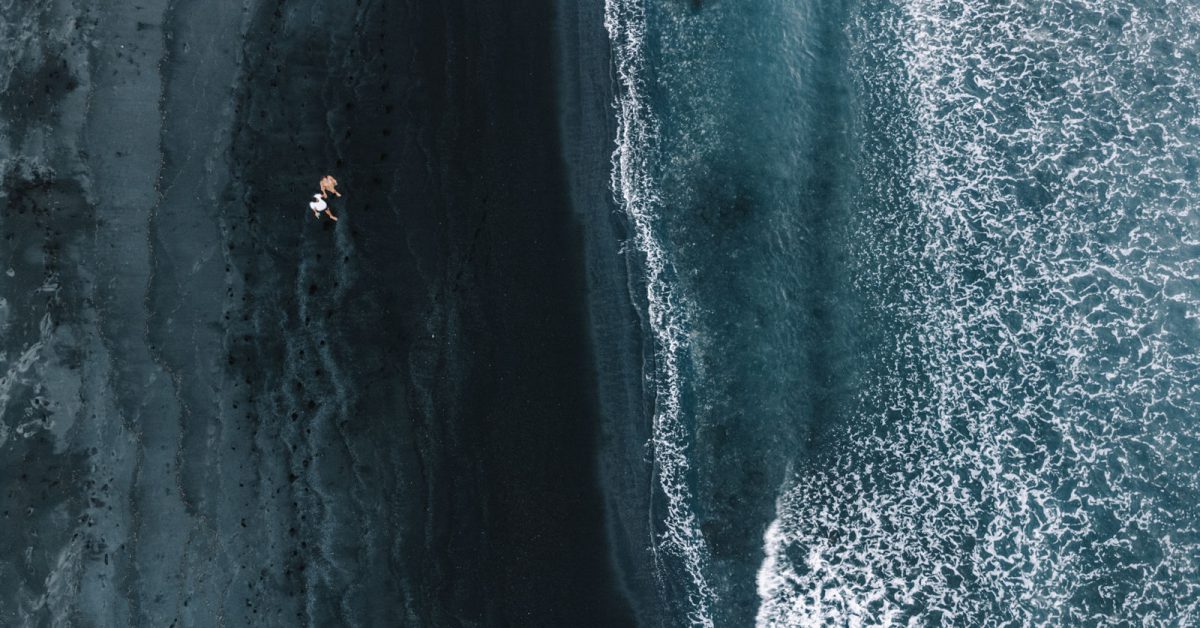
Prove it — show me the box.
[326,209,338,221]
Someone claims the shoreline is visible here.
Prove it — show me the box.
[424,0,638,624]
[556,0,669,625]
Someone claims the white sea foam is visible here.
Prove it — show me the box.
[758,1,1200,625]
[604,0,716,624]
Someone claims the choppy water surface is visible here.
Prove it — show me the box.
[606,0,1200,624]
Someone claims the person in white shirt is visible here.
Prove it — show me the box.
[308,193,338,221]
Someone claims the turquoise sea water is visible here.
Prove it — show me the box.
[606,0,1200,624]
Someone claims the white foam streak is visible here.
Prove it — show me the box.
[603,0,716,624]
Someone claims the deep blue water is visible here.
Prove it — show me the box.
[602,0,1200,624]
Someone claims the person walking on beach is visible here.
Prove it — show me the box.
[309,193,338,221]
[320,175,341,198]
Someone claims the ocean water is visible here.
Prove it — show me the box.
[605,0,1200,625]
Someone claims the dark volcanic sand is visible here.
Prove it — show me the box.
[0,0,633,625]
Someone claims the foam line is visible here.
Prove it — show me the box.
[603,0,717,624]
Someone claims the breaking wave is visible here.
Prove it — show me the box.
[758,0,1200,625]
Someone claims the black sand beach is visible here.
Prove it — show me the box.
[0,0,633,624]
